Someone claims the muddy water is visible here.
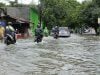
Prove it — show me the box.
[0,34,100,75]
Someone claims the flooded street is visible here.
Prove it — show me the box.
[0,34,100,75]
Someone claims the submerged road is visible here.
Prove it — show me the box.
[0,34,100,75]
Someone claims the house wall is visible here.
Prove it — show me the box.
[30,7,46,36]
[30,8,39,35]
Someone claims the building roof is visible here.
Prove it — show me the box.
[6,7,29,21]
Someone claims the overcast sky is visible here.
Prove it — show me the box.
[0,0,84,5]
[77,0,85,3]
[0,0,39,5]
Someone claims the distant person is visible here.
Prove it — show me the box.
[0,25,5,42]
[52,26,59,39]
[44,27,49,37]
[5,22,15,34]
[34,24,43,43]
[5,22,16,44]
[52,26,59,34]
[55,26,59,33]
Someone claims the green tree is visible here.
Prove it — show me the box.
[0,2,6,7]
[40,0,80,29]
[79,0,100,35]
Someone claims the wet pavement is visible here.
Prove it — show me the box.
[0,34,100,75]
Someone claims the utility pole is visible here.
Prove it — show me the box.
[38,0,42,27]
[40,3,42,27]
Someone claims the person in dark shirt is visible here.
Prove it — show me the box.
[34,25,43,42]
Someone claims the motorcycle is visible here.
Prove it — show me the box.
[4,32,16,45]
[34,35,43,43]
[53,32,59,39]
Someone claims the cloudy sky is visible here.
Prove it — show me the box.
[77,0,85,3]
[0,0,39,5]
[0,0,84,5]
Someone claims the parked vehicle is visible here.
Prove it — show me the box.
[59,27,70,37]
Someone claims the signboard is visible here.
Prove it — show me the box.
[0,21,6,27]
[98,18,100,24]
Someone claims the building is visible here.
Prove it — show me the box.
[0,7,46,38]
[0,7,30,39]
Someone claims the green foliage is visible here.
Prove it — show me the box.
[0,2,6,7]
[78,0,100,34]
[40,0,80,29]
[39,0,100,35]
